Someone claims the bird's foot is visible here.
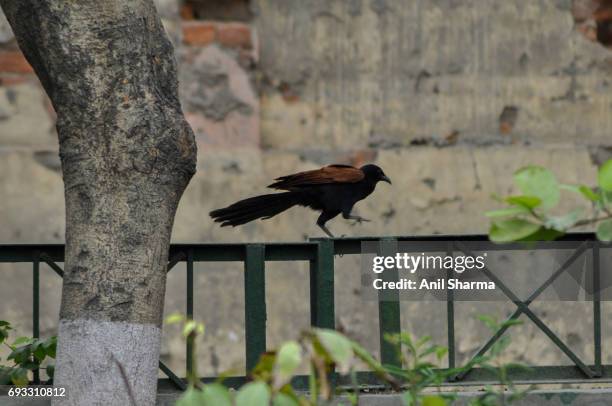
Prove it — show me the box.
[348,216,371,225]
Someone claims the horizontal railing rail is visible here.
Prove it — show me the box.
[0,232,607,391]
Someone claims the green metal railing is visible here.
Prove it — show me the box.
[0,233,608,391]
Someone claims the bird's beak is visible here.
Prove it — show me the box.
[381,175,392,185]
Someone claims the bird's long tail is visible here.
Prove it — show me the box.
[209,192,301,227]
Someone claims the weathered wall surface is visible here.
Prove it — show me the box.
[1,0,612,379]
[256,0,612,148]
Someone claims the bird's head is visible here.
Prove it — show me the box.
[361,164,392,185]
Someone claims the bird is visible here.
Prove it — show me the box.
[209,164,391,238]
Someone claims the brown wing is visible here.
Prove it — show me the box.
[268,164,364,190]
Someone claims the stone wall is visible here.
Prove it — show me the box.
[1,0,612,379]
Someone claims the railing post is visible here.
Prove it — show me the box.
[446,243,456,372]
[32,251,40,384]
[378,238,401,367]
[446,245,456,371]
[186,249,194,376]
[593,242,602,377]
[310,239,335,329]
[244,244,266,372]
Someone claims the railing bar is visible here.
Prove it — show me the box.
[522,309,594,377]
[186,249,194,376]
[454,243,587,380]
[477,265,594,377]
[446,245,455,370]
[455,242,587,306]
[523,243,589,304]
[456,243,595,378]
[32,252,40,384]
[167,252,186,273]
[309,239,335,329]
[455,243,589,380]
[39,254,64,278]
[593,243,602,376]
[378,238,401,367]
[244,244,266,372]
[158,361,186,390]
[162,364,612,391]
[0,237,605,388]
[455,307,523,380]
[309,239,336,388]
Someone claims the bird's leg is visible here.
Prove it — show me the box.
[317,211,340,238]
[318,224,335,238]
[343,211,371,224]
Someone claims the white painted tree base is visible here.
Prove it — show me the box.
[51,319,161,406]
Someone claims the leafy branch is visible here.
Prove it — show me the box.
[486,159,612,242]
[0,320,56,386]
[468,316,531,406]
[168,314,527,406]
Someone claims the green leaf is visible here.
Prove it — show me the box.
[477,315,498,331]
[176,385,206,406]
[420,344,447,361]
[596,219,612,242]
[251,352,276,377]
[580,186,595,200]
[12,337,33,346]
[8,346,31,365]
[314,329,354,374]
[43,336,57,359]
[514,166,560,209]
[500,319,523,329]
[505,195,542,209]
[485,207,529,218]
[544,209,583,232]
[273,341,302,388]
[351,342,386,375]
[516,227,564,242]
[435,346,448,361]
[598,159,612,192]
[422,395,448,406]
[46,364,54,379]
[182,320,205,338]
[0,321,10,327]
[272,392,300,406]
[235,381,271,406]
[10,367,28,387]
[201,383,232,406]
[165,313,185,325]
[489,219,541,242]
[403,391,415,406]
[415,335,432,348]
[0,328,8,345]
[33,344,46,362]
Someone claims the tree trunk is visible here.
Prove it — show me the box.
[0,1,197,404]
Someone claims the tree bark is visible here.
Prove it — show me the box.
[0,1,197,404]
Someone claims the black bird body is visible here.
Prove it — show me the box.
[294,181,377,215]
[209,164,391,237]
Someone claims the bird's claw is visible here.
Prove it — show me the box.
[352,217,371,225]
